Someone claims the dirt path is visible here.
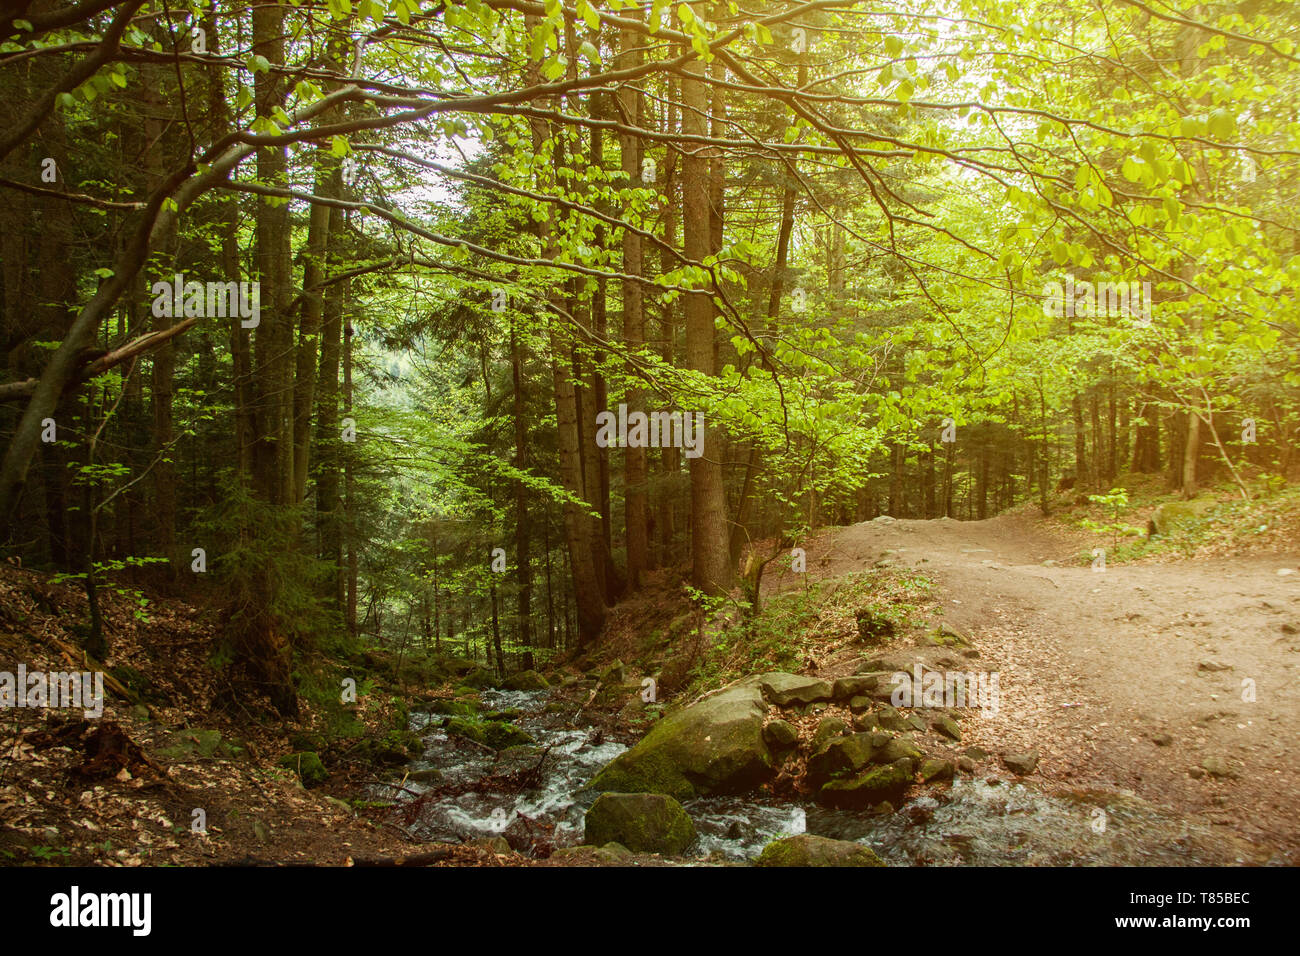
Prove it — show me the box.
[771,514,1300,861]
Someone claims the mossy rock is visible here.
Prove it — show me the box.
[445,717,535,751]
[811,717,849,751]
[583,792,696,855]
[762,719,799,750]
[156,728,230,762]
[460,668,499,689]
[755,834,885,867]
[599,660,627,684]
[807,732,883,787]
[588,682,772,799]
[278,751,328,787]
[502,669,551,691]
[819,758,915,808]
[872,735,922,765]
[428,698,480,718]
[1148,498,1216,536]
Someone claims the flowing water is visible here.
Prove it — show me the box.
[389,689,1271,865]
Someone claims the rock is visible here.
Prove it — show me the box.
[583,793,697,855]
[588,682,772,799]
[762,719,799,749]
[920,758,955,783]
[1197,660,1233,673]
[428,698,479,717]
[931,715,962,741]
[755,834,885,867]
[157,728,229,762]
[832,675,881,700]
[1151,733,1173,747]
[1148,499,1214,537]
[871,515,896,524]
[460,667,498,689]
[963,745,990,760]
[820,759,915,807]
[872,736,922,765]
[759,673,834,707]
[811,717,848,750]
[874,705,911,733]
[1003,751,1040,776]
[957,756,976,773]
[848,695,873,715]
[906,714,928,733]
[1200,756,1237,779]
[600,660,626,684]
[502,669,551,691]
[278,751,328,787]
[445,717,535,751]
[1188,766,1205,779]
[324,796,354,815]
[925,625,970,648]
[407,767,442,783]
[468,836,512,855]
[807,733,880,785]
[252,819,271,844]
[851,711,881,732]
[129,704,151,722]
[854,609,897,643]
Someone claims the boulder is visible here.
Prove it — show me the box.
[583,793,696,855]
[872,735,922,765]
[588,682,772,798]
[1200,755,1237,779]
[832,675,881,700]
[811,716,848,750]
[807,733,880,786]
[501,669,551,691]
[919,758,955,783]
[755,834,885,867]
[759,673,834,707]
[1148,499,1214,536]
[820,759,915,807]
[931,715,962,741]
[445,717,535,751]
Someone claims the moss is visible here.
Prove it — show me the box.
[583,793,696,855]
[755,834,884,867]
[501,669,550,691]
[278,751,328,787]
[444,717,534,751]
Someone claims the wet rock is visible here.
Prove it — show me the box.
[759,673,833,706]
[755,834,885,867]
[588,682,772,799]
[407,766,442,783]
[762,719,799,749]
[583,792,697,855]
[1003,751,1040,776]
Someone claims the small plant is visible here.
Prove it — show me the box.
[1082,488,1144,551]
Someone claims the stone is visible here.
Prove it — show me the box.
[832,675,881,700]
[957,756,976,773]
[758,673,834,707]
[919,758,955,783]
[806,733,879,785]
[501,669,551,690]
[588,682,772,799]
[811,717,848,750]
[931,715,962,741]
[1003,751,1040,776]
[755,834,885,867]
[583,793,696,855]
[848,695,873,715]
[278,751,328,787]
[762,719,799,749]
[820,759,915,807]
[872,736,922,765]
[1200,756,1237,779]
[1148,499,1214,537]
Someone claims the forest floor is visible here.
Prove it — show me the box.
[762,510,1300,858]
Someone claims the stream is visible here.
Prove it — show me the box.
[389,688,1269,865]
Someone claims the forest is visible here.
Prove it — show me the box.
[0,0,1298,875]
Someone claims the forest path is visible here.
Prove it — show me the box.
[770,514,1300,859]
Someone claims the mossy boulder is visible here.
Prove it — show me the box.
[460,668,499,689]
[762,719,799,750]
[445,717,535,751]
[588,682,772,799]
[872,735,923,765]
[920,758,956,783]
[807,732,882,787]
[156,728,230,762]
[755,834,885,867]
[278,751,328,787]
[428,698,480,718]
[502,670,551,691]
[819,758,915,807]
[583,793,697,855]
[1148,498,1215,536]
[811,716,848,751]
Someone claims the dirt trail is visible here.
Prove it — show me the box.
[771,514,1300,860]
